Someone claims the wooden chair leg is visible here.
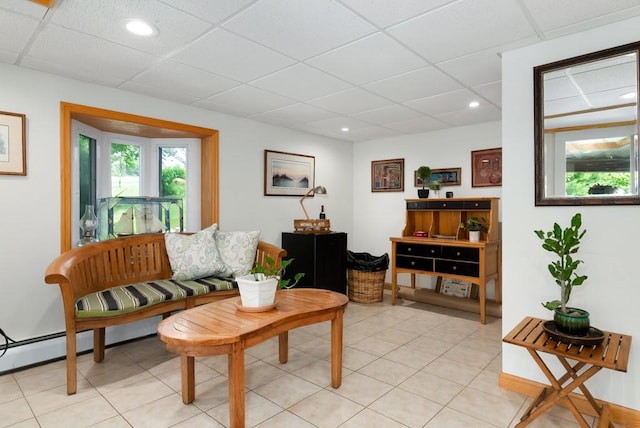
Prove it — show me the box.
[66,329,77,395]
[93,327,105,362]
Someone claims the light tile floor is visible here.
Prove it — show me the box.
[0,293,598,427]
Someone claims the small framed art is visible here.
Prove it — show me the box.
[414,167,461,187]
[264,150,315,196]
[0,111,26,176]
[471,148,502,187]
[372,158,404,192]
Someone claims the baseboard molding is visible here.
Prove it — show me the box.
[499,372,640,427]
[0,317,160,374]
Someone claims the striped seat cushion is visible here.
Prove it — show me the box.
[75,276,237,318]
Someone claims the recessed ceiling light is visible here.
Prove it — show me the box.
[341,127,349,132]
[619,92,636,99]
[469,101,480,108]
[121,19,157,37]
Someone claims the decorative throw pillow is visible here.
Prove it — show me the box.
[164,224,226,281]
[215,230,260,277]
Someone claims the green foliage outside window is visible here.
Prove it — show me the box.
[565,172,630,196]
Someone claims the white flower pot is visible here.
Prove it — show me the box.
[236,274,278,307]
[469,230,481,242]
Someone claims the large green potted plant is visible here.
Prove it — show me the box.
[236,256,304,308]
[417,166,432,198]
[534,213,589,335]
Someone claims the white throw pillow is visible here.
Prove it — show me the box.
[164,224,227,281]
[215,230,260,277]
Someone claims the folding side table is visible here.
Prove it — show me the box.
[503,317,631,428]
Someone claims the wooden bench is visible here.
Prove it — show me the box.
[44,232,285,395]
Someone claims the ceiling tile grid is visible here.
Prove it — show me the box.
[2,0,640,141]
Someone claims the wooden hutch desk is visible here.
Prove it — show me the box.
[503,317,632,427]
[389,197,501,324]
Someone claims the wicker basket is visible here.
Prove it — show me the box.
[347,269,386,303]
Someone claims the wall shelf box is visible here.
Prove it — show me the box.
[390,197,501,324]
[97,196,183,241]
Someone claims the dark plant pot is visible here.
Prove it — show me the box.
[418,189,430,198]
[554,307,590,336]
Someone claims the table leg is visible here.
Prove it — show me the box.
[478,282,486,325]
[391,271,397,305]
[331,309,344,388]
[228,343,245,428]
[279,332,288,364]
[181,354,195,404]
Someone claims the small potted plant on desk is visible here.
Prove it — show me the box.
[460,217,488,242]
[417,166,432,198]
[235,257,304,310]
[534,213,589,336]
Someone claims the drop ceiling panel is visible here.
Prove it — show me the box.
[125,61,240,101]
[20,55,124,87]
[0,10,40,53]
[253,103,338,124]
[435,104,501,126]
[364,66,463,103]
[384,116,449,133]
[388,0,537,63]
[522,0,640,32]
[196,84,296,116]
[27,25,158,80]
[2,0,49,18]
[171,28,295,82]
[473,81,502,106]
[406,89,482,116]
[339,0,455,28]
[437,49,502,88]
[222,0,376,60]
[159,0,257,25]
[250,63,352,101]
[351,104,423,125]
[49,0,212,56]
[308,88,393,115]
[308,32,427,85]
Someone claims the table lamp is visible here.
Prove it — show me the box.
[299,185,327,219]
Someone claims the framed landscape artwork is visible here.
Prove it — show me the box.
[415,167,461,187]
[372,158,404,192]
[471,148,502,187]
[264,150,315,196]
[0,111,26,175]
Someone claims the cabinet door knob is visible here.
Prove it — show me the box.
[407,247,412,252]
[442,203,447,207]
[410,261,415,266]
[456,251,461,256]
[430,249,435,254]
[452,266,457,271]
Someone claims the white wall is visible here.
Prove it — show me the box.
[352,121,502,291]
[502,17,640,409]
[0,63,353,370]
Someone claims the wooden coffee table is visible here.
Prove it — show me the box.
[157,288,349,428]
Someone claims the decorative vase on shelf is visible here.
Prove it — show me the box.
[78,204,99,246]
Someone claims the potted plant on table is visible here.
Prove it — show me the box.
[460,216,488,242]
[416,166,432,198]
[534,213,589,335]
[235,257,304,309]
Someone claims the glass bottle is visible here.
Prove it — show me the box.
[78,204,99,246]
[319,205,326,219]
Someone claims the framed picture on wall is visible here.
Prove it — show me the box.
[372,158,404,192]
[0,111,26,176]
[415,167,461,187]
[471,148,502,187]
[264,150,315,196]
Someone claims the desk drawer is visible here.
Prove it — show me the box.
[396,256,434,271]
[396,243,441,257]
[435,259,479,277]
[442,246,479,262]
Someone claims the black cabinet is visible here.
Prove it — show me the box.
[281,232,347,294]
